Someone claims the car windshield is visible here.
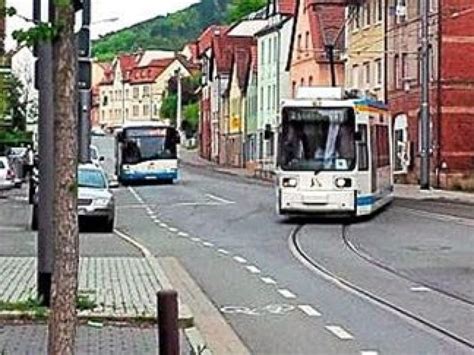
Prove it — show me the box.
[8,148,27,157]
[78,169,106,189]
[279,107,356,172]
[0,160,5,169]
[122,128,177,164]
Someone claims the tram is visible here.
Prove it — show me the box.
[276,87,393,217]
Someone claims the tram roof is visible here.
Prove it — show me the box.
[120,121,174,130]
[281,97,388,111]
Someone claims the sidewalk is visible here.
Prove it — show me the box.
[0,188,197,354]
[181,150,474,205]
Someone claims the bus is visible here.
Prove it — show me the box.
[276,87,393,217]
[115,121,180,184]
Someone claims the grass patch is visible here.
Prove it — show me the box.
[0,298,48,319]
[76,294,97,312]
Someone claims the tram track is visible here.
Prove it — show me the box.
[289,223,474,350]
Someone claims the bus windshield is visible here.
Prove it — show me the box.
[122,127,178,164]
[279,107,356,172]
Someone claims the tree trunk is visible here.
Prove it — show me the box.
[47,1,79,354]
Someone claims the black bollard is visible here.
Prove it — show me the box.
[157,290,179,355]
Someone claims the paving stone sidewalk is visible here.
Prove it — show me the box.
[0,324,191,354]
[0,257,162,318]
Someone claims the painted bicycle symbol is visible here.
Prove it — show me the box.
[220,304,295,317]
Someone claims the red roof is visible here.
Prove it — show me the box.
[307,0,346,48]
[213,35,256,75]
[129,58,175,85]
[197,25,229,57]
[119,53,141,82]
[278,0,297,15]
[235,49,251,91]
[99,63,114,85]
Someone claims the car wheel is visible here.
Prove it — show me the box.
[103,218,114,233]
[32,205,38,231]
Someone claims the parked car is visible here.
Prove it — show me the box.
[0,157,15,191]
[90,145,104,167]
[91,127,106,136]
[32,164,118,232]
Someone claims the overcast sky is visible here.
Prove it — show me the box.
[6,0,198,50]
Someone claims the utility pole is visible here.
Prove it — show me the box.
[34,0,55,307]
[420,0,431,189]
[176,67,182,131]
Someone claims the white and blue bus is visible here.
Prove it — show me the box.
[115,122,180,184]
[276,87,393,217]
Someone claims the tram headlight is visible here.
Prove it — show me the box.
[282,177,298,188]
[335,177,352,188]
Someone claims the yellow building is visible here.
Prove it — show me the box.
[344,0,386,101]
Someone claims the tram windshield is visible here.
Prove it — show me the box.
[279,107,356,172]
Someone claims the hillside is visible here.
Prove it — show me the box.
[92,0,231,61]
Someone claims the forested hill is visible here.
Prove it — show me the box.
[92,0,232,61]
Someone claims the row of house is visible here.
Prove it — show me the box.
[93,49,199,129]
[195,0,474,188]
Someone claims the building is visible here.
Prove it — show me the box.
[255,0,296,168]
[245,45,259,170]
[287,0,345,95]
[98,51,192,129]
[344,0,386,101]
[0,0,12,126]
[387,0,474,188]
[91,61,111,128]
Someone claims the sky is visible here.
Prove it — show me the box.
[5,0,198,51]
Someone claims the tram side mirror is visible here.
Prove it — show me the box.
[354,131,363,141]
[264,124,272,140]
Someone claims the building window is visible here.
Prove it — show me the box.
[365,1,371,26]
[125,89,129,99]
[267,86,271,110]
[143,105,149,117]
[394,54,400,89]
[102,110,105,120]
[430,47,435,81]
[261,42,265,66]
[297,34,302,58]
[401,52,408,81]
[143,86,150,97]
[355,5,360,29]
[292,81,296,98]
[300,78,304,87]
[309,76,313,86]
[125,108,129,118]
[109,91,114,102]
[375,59,382,85]
[268,38,272,64]
[133,87,139,99]
[133,105,139,117]
[364,62,371,85]
[377,0,383,22]
[274,36,278,62]
[305,31,310,54]
[352,64,359,87]
[273,85,277,110]
[260,88,264,110]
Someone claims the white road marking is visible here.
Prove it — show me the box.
[261,277,277,285]
[410,286,431,292]
[206,193,235,205]
[361,351,379,355]
[203,242,214,247]
[178,232,189,237]
[159,223,168,228]
[325,326,354,340]
[233,256,248,264]
[218,249,230,255]
[191,237,201,242]
[298,305,321,317]
[278,289,297,299]
[246,266,261,274]
[168,227,178,233]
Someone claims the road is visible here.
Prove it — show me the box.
[95,136,474,355]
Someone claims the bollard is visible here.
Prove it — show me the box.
[157,290,179,355]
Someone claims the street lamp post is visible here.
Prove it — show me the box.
[420,0,430,189]
[175,68,182,132]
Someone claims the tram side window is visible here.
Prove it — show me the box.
[376,125,390,167]
[357,124,369,171]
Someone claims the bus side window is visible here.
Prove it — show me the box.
[357,124,369,171]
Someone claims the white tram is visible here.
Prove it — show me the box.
[276,87,394,217]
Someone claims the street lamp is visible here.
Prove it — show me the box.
[175,68,182,132]
[91,17,119,25]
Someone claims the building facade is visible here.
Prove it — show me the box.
[344,0,386,101]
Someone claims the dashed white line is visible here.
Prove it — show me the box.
[245,266,261,274]
[298,305,321,317]
[325,325,354,340]
[168,227,178,233]
[361,351,379,355]
[203,242,214,247]
[260,277,277,285]
[206,193,235,205]
[178,232,189,237]
[191,237,201,242]
[410,286,431,292]
[233,256,248,264]
[159,223,168,228]
[218,249,230,255]
[278,289,297,299]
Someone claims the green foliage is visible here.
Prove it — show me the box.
[0,73,30,132]
[183,102,199,132]
[226,0,267,23]
[92,0,232,61]
[160,94,177,125]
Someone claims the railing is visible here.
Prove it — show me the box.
[253,158,275,181]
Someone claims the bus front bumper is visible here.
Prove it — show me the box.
[279,189,356,214]
[120,169,178,182]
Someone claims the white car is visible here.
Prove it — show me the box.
[0,157,15,191]
[90,145,104,167]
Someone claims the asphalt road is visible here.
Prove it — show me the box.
[93,137,474,355]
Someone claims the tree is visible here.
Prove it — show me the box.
[47,1,79,353]
[226,0,266,23]
[160,93,177,125]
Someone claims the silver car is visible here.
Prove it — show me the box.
[77,164,116,232]
[0,157,15,191]
[32,164,116,232]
